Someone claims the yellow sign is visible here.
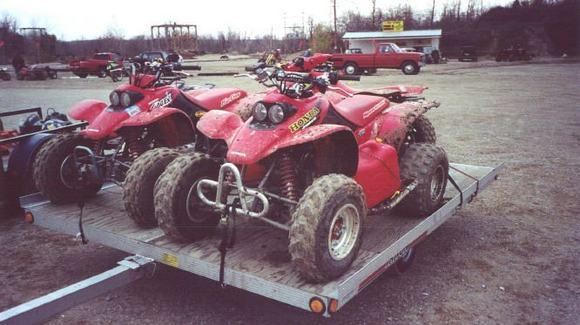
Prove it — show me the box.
[382,20,404,32]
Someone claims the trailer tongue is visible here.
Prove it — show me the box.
[1,162,503,320]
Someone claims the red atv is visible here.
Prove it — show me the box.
[32,64,254,208]
[153,63,447,282]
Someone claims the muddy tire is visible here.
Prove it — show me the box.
[289,174,366,282]
[401,61,419,75]
[154,153,220,242]
[123,148,180,228]
[33,133,102,204]
[411,115,436,144]
[397,143,448,217]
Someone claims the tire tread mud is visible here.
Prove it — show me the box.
[154,153,220,242]
[289,174,366,282]
[397,143,448,217]
[123,147,179,228]
[33,133,102,204]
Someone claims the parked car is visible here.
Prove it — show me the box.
[70,52,123,78]
[496,46,533,62]
[132,51,183,69]
[330,43,425,75]
[459,46,478,62]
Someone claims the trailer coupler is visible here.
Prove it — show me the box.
[0,255,155,325]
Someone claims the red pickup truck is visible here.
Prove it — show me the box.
[69,52,123,78]
[330,43,425,75]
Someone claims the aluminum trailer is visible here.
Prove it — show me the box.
[0,162,503,321]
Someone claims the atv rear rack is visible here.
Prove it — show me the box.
[1,162,503,320]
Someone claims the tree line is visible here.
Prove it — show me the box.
[1,0,577,64]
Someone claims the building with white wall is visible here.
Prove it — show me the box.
[342,29,443,54]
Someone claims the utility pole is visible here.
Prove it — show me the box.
[332,0,338,51]
[431,0,436,27]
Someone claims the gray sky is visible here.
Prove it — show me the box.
[2,0,510,40]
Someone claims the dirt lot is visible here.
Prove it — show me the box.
[1,59,579,324]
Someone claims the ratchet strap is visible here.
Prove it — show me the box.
[447,165,481,207]
[218,199,240,288]
[447,174,463,207]
[77,200,88,244]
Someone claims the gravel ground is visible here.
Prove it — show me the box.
[1,59,579,324]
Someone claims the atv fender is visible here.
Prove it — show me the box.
[228,124,359,177]
[197,110,244,144]
[376,100,439,149]
[68,99,108,123]
[117,107,196,147]
[355,140,401,208]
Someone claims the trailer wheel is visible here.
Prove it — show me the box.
[411,115,436,144]
[76,72,88,78]
[289,174,366,282]
[123,148,180,228]
[155,153,220,242]
[396,143,448,217]
[401,61,419,75]
[344,63,359,75]
[389,247,416,275]
[33,133,103,204]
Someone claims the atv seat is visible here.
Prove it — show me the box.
[332,94,389,127]
[182,88,247,111]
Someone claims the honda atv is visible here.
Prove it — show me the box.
[153,64,448,282]
[33,63,254,208]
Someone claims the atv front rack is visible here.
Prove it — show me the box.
[196,163,287,229]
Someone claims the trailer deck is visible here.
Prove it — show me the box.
[15,162,503,317]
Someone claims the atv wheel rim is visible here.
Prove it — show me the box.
[430,165,445,202]
[404,64,415,74]
[60,155,85,190]
[345,65,356,75]
[328,203,360,261]
[186,181,215,222]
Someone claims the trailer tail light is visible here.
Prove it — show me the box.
[24,211,34,224]
[309,297,326,314]
[329,299,339,313]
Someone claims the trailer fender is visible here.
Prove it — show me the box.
[68,99,108,123]
[7,133,54,194]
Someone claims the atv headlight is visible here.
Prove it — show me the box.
[253,102,268,122]
[268,104,285,124]
[120,92,132,107]
[109,91,120,106]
